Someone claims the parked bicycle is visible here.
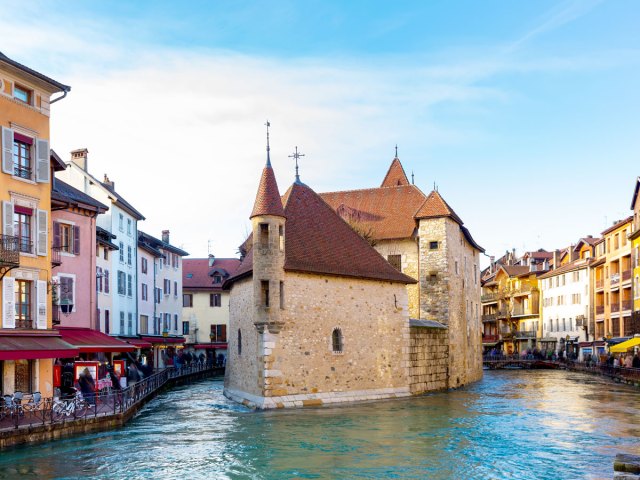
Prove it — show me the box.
[52,389,90,420]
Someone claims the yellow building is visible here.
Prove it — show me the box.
[591,217,633,340]
[630,177,640,334]
[482,264,542,354]
[0,52,74,396]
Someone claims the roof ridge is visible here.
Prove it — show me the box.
[320,183,426,197]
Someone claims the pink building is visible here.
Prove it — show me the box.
[51,177,107,329]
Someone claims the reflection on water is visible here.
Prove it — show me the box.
[1,370,638,479]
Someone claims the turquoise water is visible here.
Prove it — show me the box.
[1,370,639,479]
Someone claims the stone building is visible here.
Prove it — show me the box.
[224,141,484,409]
[320,156,485,387]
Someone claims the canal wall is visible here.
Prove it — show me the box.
[408,326,449,394]
[0,366,223,450]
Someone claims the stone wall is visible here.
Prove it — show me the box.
[224,278,261,397]
[408,326,449,394]
[375,238,420,319]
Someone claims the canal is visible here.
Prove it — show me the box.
[1,370,639,479]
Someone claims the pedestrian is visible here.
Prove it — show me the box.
[633,353,640,369]
[624,354,633,369]
[78,368,96,405]
[127,363,141,385]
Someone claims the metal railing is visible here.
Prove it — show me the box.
[482,334,500,343]
[610,273,620,286]
[622,300,632,311]
[0,363,218,432]
[596,305,604,315]
[51,246,62,266]
[0,235,20,267]
[595,279,604,289]
[15,318,34,329]
[482,313,498,323]
[514,330,536,339]
[622,270,632,282]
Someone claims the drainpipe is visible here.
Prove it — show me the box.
[49,89,69,104]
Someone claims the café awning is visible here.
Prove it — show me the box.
[123,338,153,349]
[56,327,135,353]
[0,335,80,360]
[609,337,640,353]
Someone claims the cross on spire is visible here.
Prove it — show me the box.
[288,146,305,184]
[395,144,398,158]
[265,120,271,167]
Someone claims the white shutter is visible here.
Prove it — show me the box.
[36,209,48,256]
[2,277,15,328]
[36,280,47,329]
[35,138,50,183]
[1,127,13,175]
[2,201,14,237]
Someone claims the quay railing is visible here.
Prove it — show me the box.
[0,363,220,432]
[566,361,640,383]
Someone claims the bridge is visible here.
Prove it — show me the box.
[483,355,563,370]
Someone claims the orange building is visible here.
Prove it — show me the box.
[0,52,75,396]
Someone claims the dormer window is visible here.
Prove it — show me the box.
[13,84,32,105]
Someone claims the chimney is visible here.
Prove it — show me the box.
[103,174,114,191]
[162,230,170,244]
[543,259,549,271]
[553,250,559,270]
[70,148,88,171]
[529,261,535,272]
[208,254,215,267]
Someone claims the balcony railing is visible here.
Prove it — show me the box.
[595,279,604,289]
[610,273,620,286]
[611,303,620,313]
[622,270,632,282]
[596,305,604,315]
[15,318,34,329]
[52,306,60,326]
[514,330,536,339]
[482,334,500,343]
[622,300,632,311]
[481,292,500,302]
[624,316,640,336]
[51,246,62,267]
[0,235,20,267]
[482,313,498,323]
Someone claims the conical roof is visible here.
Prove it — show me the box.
[414,190,463,225]
[380,158,410,188]
[250,165,285,219]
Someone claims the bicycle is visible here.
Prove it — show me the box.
[52,389,90,420]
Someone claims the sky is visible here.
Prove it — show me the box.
[2,0,639,263]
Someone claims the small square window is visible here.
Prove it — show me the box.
[429,241,439,250]
[13,84,32,104]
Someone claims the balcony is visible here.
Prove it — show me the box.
[511,284,535,296]
[610,273,620,286]
[481,292,500,303]
[51,246,62,267]
[622,270,632,282]
[624,316,640,336]
[482,313,498,323]
[611,303,620,313]
[482,334,500,343]
[514,330,536,339]
[595,279,604,290]
[0,234,20,271]
[622,300,632,311]
[15,318,34,329]
[596,305,604,315]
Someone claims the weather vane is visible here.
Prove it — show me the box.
[288,146,305,183]
[265,120,271,166]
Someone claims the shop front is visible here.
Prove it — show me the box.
[140,336,186,369]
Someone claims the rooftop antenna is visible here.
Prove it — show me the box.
[265,120,271,167]
[288,146,305,184]
[207,239,213,256]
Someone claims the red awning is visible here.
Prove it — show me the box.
[140,336,186,345]
[123,338,153,349]
[0,335,80,360]
[56,327,135,353]
[194,343,228,349]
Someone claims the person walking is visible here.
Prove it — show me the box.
[633,353,640,369]
[78,368,96,405]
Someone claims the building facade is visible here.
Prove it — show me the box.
[56,149,145,337]
[0,51,77,396]
[630,178,640,336]
[182,257,240,357]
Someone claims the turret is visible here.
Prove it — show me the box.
[250,123,286,334]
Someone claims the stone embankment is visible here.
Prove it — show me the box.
[0,364,222,449]
[614,453,640,479]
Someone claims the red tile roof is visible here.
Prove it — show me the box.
[183,258,241,289]
[320,185,426,240]
[414,190,463,224]
[499,265,531,277]
[380,158,410,187]
[225,181,417,286]
[250,165,285,219]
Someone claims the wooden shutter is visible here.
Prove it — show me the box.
[2,277,15,328]
[36,280,47,329]
[220,324,227,342]
[36,209,48,256]
[73,225,80,255]
[53,221,61,248]
[104,270,110,293]
[35,138,50,183]
[2,201,14,236]
[1,127,13,175]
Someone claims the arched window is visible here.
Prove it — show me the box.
[332,328,343,353]
[238,329,242,356]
